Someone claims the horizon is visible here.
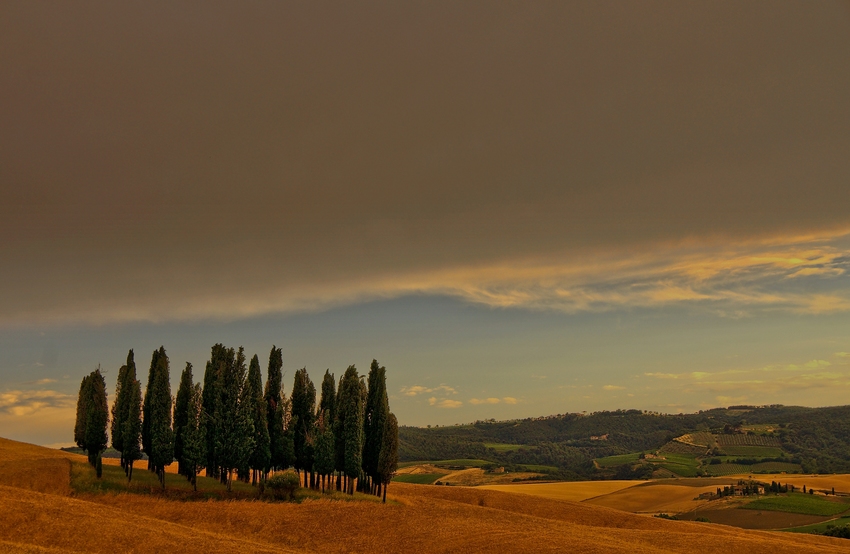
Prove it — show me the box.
[2,2,849,447]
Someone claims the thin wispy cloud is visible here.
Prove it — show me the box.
[401,385,457,397]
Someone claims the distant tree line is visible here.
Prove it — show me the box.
[73,345,399,502]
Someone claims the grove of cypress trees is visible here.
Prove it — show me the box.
[123,377,143,482]
[147,347,174,488]
[215,346,255,492]
[291,368,316,487]
[181,382,206,491]
[363,359,389,495]
[247,354,271,485]
[173,362,194,477]
[377,412,399,503]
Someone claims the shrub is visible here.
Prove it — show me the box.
[266,471,300,500]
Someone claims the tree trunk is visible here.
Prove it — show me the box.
[227,469,233,492]
[383,482,387,503]
[128,461,134,483]
[192,473,197,492]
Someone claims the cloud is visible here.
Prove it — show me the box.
[602,385,625,391]
[34,378,56,385]
[469,397,518,405]
[0,389,75,417]
[401,384,456,397]
[836,352,850,358]
[428,397,462,409]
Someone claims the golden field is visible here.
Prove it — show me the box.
[1,437,849,553]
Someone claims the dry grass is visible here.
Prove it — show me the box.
[584,483,720,514]
[479,480,645,502]
[0,438,848,553]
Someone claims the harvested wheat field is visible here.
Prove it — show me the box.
[480,480,644,502]
[1,438,848,553]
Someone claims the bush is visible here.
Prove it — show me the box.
[266,471,300,500]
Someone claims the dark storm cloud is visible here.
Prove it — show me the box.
[1,1,849,324]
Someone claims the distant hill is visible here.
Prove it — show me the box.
[399,405,850,479]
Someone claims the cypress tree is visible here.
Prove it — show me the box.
[181,383,206,491]
[110,363,129,468]
[363,359,389,493]
[291,368,316,485]
[202,343,227,479]
[377,412,399,503]
[264,346,285,471]
[74,374,92,454]
[77,366,109,471]
[111,350,137,472]
[313,410,335,493]
[123,377,143,482]
[215,346,255,491]
[319,370,336,423]
[338,365,364,494]
[148,347,174,488]
[247,354,271,485]
[173,362,194,477]
[142,348,162,470]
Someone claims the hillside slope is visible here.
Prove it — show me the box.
[0,438,847,553]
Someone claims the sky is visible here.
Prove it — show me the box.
[1,1,849,446]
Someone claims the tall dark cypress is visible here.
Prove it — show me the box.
[173,362,194,477]
[319,370,336,423]
[362,359,389,491]
[377,412,399,503]
[110,349,137,472]
[338,365,363,494]
[202,343,227,479]
[291,368,316,483]
[123,377,143,482]
[215,346,255,491]
[264,346,285,471]
[74,374,92,454]
[181,382,206,491]
[142,348,162,470]
[110,363,129,466]
[247,354,270,484]
[148,347,174,488]
[83,366,109,471]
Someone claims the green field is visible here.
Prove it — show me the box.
[751,462,802,473]
[393,473,444,484]
[720,446,785,457]
[515,464,559,472]
[595,453,642,468]
[743,493,850,517]
[483,443,526,452]
[649,453,700,477]
[784,515,850,534]
[398,459,493,468]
